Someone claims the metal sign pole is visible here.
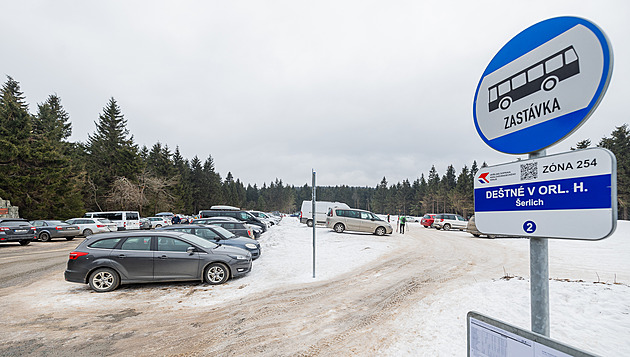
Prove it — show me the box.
[312,170,316,279]
[529,150,549,337]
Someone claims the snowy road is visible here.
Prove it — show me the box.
[0,218,628,356]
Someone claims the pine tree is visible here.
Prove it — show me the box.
[26,95,84,218]
[85,98,140,210]
[0,77,34,216]
[571,139,592,150]
[31,94,71,142]
[599,124,630,220]
[203,155,223,206]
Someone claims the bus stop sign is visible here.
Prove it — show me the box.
[473,17,613,154]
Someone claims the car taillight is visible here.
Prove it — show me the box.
[69,251,89,260]
[55,226,63,230]
[0,227,8,231]
[248,229,253,238]
[96,224,105,228]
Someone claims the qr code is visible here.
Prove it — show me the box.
[520,162,538,181]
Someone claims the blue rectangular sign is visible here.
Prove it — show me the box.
[474,174,613,212]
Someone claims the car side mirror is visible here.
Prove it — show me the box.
[186,247,195,255]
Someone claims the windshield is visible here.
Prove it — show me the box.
[371,213,383,221]
[212,226,237,239]
[175,232,219,249]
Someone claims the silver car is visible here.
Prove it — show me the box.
[66,218,117,236]
[432,213,467,231]
[326,208,393,236]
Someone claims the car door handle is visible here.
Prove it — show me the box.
[117,254,126,258]
[159,255,168,259]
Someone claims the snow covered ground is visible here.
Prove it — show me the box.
[385,219,630,356]
[253,217,630,356]
[10,216,628,356]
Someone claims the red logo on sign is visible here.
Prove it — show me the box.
[478,172,490,184]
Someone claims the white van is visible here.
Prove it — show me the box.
[83,211,141,231]
[299,201,350,227]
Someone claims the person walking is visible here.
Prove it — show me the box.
[399,215,406,234]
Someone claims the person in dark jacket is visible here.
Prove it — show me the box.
[399,215,406,234]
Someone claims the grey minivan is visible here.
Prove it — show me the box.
[325,208,393,236]
[65,231,252,292]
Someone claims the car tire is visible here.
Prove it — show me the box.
[39,232,51,242]
[333,223,345,233]
[375,227,386,236]
[306,220,313,227]
[19,240,30,246]
[156,224,162,228]
[443,224,451,231]
[487,235,496,239]
[88,268,120,292]
[204,263,230,285]
[66,237,75,241]
[83,229,93,237]
[472,234,480,237]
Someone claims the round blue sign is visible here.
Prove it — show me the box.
[523,220,537,234]
[473,17,613,154]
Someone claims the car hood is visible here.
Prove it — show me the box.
[212,244,250,256]
[226,236,258,246]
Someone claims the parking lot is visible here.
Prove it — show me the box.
[1,218,628,356]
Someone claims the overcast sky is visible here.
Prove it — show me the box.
[2,1,628,187]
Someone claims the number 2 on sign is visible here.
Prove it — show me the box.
[523,220,537,234]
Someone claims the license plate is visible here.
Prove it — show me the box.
[14,229,27,233]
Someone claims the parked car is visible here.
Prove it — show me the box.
[83,211,140,230]
[139,218,151,230]
[248,211,273,226]
[326,208,393,236]
[420,214,437,228]
[432,213,467,231]
[0,218,36,246]
[158,225,261,260]
[265,212,282,225]
[31,220,81,241]
[466,216,511,238]
[146,216,170,228]
[198,209,267,232]
[155,212,174,220]
[64,231,252,292]
[66,218,117,237]
[192,217,255,239]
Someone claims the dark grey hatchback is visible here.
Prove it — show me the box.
[65,231,252,292]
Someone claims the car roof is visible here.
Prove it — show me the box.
[83,230,189,241]
[0,218,28,223]
[158,224,212,230]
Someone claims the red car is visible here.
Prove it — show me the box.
[420,214,437,228]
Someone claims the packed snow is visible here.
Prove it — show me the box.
[26,216,629,356]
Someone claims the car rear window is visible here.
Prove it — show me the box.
[1,221,30,227]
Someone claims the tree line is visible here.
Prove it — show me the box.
[1,76,628,220]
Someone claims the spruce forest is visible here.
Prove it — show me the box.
[1,77,628,220]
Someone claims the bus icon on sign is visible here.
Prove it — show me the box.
[488,46,580,112]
